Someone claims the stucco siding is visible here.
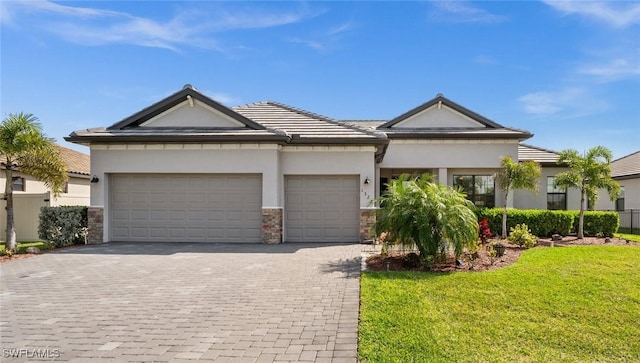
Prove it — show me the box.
[393,105,485,128]
[141,100,244,128]
[618,178,640,210]
[280,147,376,208]
[379,140,518,169]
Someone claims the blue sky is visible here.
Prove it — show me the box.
[1,1,638,159]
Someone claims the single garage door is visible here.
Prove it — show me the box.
[285,175,359,243]
[110,174,262,242]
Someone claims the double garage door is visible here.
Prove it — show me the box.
[110,174,360,243]
[110,174,262,242]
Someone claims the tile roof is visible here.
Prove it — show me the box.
[68,127,286,143]
[341,120,386,131]
[611,151,640,179]
[233,102,387,143]
[518,144,560,164]
[1,144,90,177]
[57,145,90,176]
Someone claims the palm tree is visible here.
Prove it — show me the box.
[374,174,478,262]
[553,146,620,239]
[1,113,67,252]
[494,156,541,238]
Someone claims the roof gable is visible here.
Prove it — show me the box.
[379,94,503,129]
[108,85,265,131]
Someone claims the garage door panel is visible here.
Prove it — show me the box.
[110,174,262,242]
[285,175,359,243]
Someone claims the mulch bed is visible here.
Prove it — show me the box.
[0,244,85,264]
[366,236,638,273]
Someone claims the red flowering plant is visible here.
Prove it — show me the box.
[478,218,493,244]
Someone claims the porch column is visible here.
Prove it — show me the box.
[438,168,448,185]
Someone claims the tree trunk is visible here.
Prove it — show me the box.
[4,165,17,251]
[502,188,509,238]
[578,188,585,239]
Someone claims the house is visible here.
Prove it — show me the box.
[610,151,640,232]
[65,85,602,244]
[1,145,91,241]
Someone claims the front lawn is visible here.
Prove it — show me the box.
[615,233,640,243]
[360,246,640,362]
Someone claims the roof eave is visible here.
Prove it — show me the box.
[64,134,291,144]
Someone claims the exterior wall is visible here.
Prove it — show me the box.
[618,178,640,210]
[90,143,377,243]
[87,207,104,244]
[142,100,244,128]
[379,139,518,169]
[359,209,376,242]
[91,143,280,242]
[262,208,283,244]
[280,146,377,208]
[513,166,618,211]
[393,106,485,128]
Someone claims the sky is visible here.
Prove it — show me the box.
[1,0,639,159]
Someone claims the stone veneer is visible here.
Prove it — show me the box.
[360,209,377,242]
[262,208,283,244]
[87,207,104,244]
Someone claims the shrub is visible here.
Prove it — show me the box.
[508,223,538,248]
[571,211,619,237]
[475,208,573,237]
[38,206,88,247]
[478,219,492,244]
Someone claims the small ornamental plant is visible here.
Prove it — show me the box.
[508,223,538,248]
[479,218,493,244]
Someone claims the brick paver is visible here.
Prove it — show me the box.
[0,243,362,362]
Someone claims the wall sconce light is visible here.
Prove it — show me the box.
[364,177,370,185]
[90,175,100,183]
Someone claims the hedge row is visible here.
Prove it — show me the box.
[475,208,619,237]
[38,206,88,247]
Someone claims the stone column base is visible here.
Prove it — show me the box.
[87,207,104,244]
[360,208,377,243]
[262,208,283,244]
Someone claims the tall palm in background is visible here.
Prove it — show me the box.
[1,113,67,251]
[554,146,620,239]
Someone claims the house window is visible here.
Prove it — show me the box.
[547,176,566,210]
[453,175,495,207]
[63,182,69,194]
[616,187,625,211]
[12,177,25,192]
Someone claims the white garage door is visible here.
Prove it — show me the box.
[285,175,360,243]
[110,174,262,243]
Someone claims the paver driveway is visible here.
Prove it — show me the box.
[0,243,362,362]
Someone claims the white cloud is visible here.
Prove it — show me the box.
[518,87,608,117]
[2,1,319,52]
[542,1,640,28]
[578,58,640,80]
[430,1,506,23]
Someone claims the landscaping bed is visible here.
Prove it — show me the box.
[366,236,638,272]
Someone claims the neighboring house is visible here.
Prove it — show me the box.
[64,85,614,244]
[0,145,91,241]
[610,151,640,232]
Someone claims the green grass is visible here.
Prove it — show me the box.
[615,233,640,243]
[360,246,640,363]
[0,241,52,254]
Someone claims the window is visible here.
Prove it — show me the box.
[12,177,25,192]
[547,176,566,210]
[616,187,625,211]
[453,175,495,207]
[63,182,69,194]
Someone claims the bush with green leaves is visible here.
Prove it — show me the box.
[38,206,88,247]
[508,223,538,248]
[373,174,479,264]
[571,211,619,237]
[476,208,574,237]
